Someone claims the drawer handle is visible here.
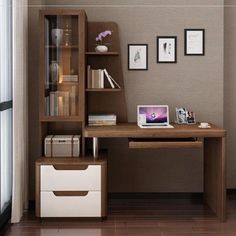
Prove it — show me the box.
[52,165,88,170]
[53,191,89,197]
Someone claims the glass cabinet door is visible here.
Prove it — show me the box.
[44,15,79,117]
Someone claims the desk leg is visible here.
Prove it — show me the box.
[204,137,226,222]
[93,137,99,159]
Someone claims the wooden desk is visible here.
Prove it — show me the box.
[84,123,227,221]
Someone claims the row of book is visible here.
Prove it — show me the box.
[45,86,77,116]
[87,66,120,89]
[88,114,117,126]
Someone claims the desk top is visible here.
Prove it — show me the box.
[84,123,226,138]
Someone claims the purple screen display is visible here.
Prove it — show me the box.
[139,106,168,123]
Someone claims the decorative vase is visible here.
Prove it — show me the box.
[49,61,60,90]
[51,28,63,46]
[95,45,108,53]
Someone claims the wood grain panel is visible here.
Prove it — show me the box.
[129,140,203,149]
[85,123,226,138]
[204,137,226,221]
[86,22,127,123]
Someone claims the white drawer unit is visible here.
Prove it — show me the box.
[41,191,101,217]
[41,165,101,191]
[35,156,107,218]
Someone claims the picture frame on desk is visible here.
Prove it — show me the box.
[128,44,148,70]
[157,36,177,63]
[185,29,205,56]
[176,107,187,124]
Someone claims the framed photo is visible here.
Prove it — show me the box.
[185,29,205,55]
[176,107,187,124]
[187,111,196,124]
[128,44,148,70]
[157,36,177,63]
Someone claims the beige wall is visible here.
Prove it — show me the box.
[28,0,224,199]
[224,0,236,188]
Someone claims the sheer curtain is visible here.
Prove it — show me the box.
[0,0,13,216]
[11,0,28,223]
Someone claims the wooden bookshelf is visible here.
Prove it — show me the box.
[39,9,87,155]
[40,116,83,122]
[85,52,119,56]
[45,45,78,49]
[86,22,127,123]
[85,88,121,92]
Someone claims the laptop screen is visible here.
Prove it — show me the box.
[138,106,168,124]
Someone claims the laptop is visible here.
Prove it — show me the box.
[137,105,174,128]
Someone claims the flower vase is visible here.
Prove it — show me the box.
[49,61,60,90]
[95,45,108,53]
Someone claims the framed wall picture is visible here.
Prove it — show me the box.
[185,29,205,55]
[128,44,148,70]
[157,36,177,63]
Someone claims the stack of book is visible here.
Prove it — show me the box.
[88,114,117,126]
[87,66,120,89]
[46,85,77,116]
[62,75,78,82]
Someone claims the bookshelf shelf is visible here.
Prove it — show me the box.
[86,52,119,56]
[85,88,121,92]
[40,116,83,122]
[45,45,78,49]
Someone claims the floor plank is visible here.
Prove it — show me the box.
[4,197,236,236]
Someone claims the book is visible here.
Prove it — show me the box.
[91,69,104,88]
[70,86,77,116]
[88,114,117,126]
[103,69,121,89]
[109,75,121,89]
[45,96,50,116]
[49,91,70,116]
[103,69,115,88]
[62,75,78,82]
[87,67,104,88]
[50,92,55,116]
[64,92,70,116]
[87,65,91,88]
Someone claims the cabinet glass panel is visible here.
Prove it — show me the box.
[44,15,79,117]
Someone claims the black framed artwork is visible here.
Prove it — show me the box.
[128,44,148,70]
[157,36,177,63]
[185,29,205,56]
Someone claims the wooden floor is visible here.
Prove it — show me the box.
[4,195,236,236]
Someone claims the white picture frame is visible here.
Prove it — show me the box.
[185,29,205,55]
[128,44,148,70]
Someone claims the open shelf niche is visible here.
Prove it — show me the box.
[86,22,128,123]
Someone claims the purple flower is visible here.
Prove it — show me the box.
[95,30,112,43]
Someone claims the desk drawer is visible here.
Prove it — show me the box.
[40,191,101,217]
[129,138,203,149]
[41,165,101,191]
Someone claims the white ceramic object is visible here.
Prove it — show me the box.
[49,61,60,84]
[95,45,108,53]
[198,122,211,128]
[51,28,63,46]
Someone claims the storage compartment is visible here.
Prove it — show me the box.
[129,138,203,149]
[44,135,80,157]
[41,165,101,191]
[41,191,101,217]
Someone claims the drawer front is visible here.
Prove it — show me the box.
[41,191,101,217]
[41,165,101,191]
